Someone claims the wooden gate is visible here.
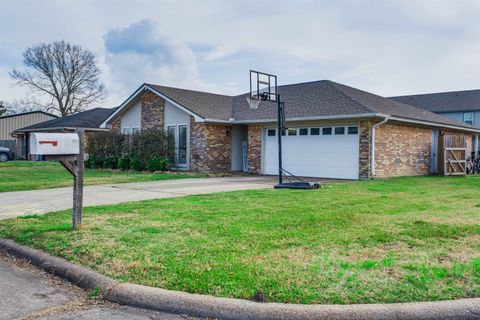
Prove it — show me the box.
[438,134,467,176]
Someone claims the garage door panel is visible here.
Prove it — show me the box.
[264,127,359,179]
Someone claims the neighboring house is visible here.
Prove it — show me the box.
[12,108,116,159]
[390,89,480,127]
[0,111,58,157]
[101,81,480,180]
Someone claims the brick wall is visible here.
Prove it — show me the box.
[374,123,432,177]
[247,125,262,174]
[358,120,373,179]
[141,92,165,131]
[189,117,231,173]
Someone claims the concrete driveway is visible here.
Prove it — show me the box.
[0,176,275,220]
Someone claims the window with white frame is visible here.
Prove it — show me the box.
[464,112,474,125]
[132,127,140,134]
[123,127,130,135]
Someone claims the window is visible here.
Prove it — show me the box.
[334,127,345,135]
[310,128,320,135]
[132,127,140,134]
[267,129,276,136]
[123,127,130,135]
[348,126,358,134]
[322,127,332,135]
[281,129,286,136]
[167,126,176,163]
[178,125,187,164]
[464,112,474,125]
[288,128,297,136]
[299,128,308,136]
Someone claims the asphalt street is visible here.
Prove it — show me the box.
[0,253,201,320]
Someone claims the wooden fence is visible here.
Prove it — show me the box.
[439,134,467,176]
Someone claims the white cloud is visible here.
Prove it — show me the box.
[204,44,238,61]
[0,0,479,105]
[103,19,219,104]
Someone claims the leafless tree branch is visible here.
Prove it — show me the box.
[9,40,106,117]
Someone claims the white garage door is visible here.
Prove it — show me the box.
[264,125,360,179]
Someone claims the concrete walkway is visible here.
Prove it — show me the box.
[0,253,200,320]
[0,176,274,220]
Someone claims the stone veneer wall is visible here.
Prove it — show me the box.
[374,122,432,177]
[189,117,231,173]
[141,92,165,130]
[247,125,262,174]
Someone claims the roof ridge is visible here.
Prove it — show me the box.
[325,81,377,114]
[146,83,234,99]
[390,88,480,99]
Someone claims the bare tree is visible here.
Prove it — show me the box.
[0,102,6,116]
[10,40,106,117]
[7,97,54,113]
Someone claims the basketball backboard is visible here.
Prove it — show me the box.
[249,70,277,102]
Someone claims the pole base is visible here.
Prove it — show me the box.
[274,182,321,190]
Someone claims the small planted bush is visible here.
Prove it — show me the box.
[104,156,118,169]
[118,157,130,171]
[130,157,145,172]
[146,156,169,172]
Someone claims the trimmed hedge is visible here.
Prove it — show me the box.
[85,130,174,172]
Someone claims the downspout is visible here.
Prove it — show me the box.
[371,116,390,177]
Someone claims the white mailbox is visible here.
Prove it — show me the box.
[29,133,80,155]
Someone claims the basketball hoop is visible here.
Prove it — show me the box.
[246,96,261,109]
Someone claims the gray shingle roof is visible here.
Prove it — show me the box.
[148,80,477,130]
[389,89,480,113]
[16,108,117,132]
[147,84,233,121]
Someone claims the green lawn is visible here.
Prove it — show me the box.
[0,176,479,304]
[0,161,204,192]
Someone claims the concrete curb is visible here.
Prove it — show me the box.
[1,238,479,320]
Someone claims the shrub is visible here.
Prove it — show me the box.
[86,129,174,172]
[146,156,169,172]
[130,157,145,171]
[104,156,118,169]
[118,157,130,171]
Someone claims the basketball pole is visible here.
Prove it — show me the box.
[277,95,284,185]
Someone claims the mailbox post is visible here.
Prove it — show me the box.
[29,129,85,229]
[72,129,84,228]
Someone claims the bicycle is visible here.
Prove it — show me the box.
[466,152,480,174]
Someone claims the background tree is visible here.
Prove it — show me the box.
[10,40,106,117]
[0,102,6,116]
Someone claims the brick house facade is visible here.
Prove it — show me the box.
[101,83,480,179]
[190,117,232,173]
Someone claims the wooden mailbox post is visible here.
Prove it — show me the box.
[29,129,85,229]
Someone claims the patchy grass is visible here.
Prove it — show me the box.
[0,161,205,192]
[0,176,479,304]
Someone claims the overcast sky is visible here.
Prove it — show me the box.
[1,0,479,108]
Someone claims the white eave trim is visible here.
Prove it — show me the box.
[204,113,383,125]
[100,84,204,128]
[388,116,480,133]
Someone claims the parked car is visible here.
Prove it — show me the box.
[0,146,13,162]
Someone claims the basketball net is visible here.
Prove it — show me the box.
[246,96,261,109]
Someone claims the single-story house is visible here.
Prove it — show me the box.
[390,89,480,128]
[12,108,115,159]
[101,81,480,180]
[0,111,57,156]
